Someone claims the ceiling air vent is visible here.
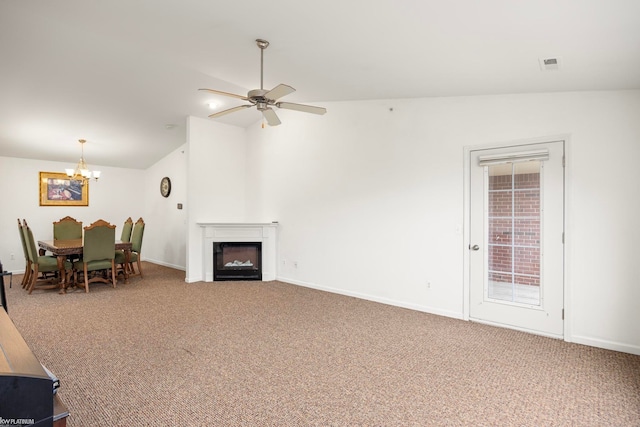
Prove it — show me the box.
[539,57,562,71]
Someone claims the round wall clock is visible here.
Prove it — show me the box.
[160,177,171,197]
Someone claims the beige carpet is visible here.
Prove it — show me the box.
[6,263,640,426]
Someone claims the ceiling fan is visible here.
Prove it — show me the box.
[199,39,326,126]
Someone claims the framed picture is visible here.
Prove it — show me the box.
[39,172,89,206]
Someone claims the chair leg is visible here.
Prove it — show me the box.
[83,264,89,293]
[21,262,28,288]
[27,265,39,294]
[136,259,143,278]
[64,269,72,290]
[22,261,32,289]
[110,261,116,288]
[25,268,33,293]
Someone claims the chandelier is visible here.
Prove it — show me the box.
[65,139,101,185]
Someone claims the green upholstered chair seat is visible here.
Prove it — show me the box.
[114,250,126,264]
[39,256,71,271]
[114,250,138,264]
[74,259,113,272]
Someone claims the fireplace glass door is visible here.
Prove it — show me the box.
[213,242,262,281]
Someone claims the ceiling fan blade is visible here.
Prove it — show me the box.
[209,104,253,118]
[264,84,295,101]
[276,102,327,115]
[199,88,248,101]
[262,108,281,126]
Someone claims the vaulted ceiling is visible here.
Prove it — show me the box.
[1,0,639,169]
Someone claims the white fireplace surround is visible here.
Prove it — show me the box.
[198,222,278,281]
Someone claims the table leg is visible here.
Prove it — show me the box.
[56,255,67,294]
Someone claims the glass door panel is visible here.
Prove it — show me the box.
[486,161,541,306]
[469,140,564,338]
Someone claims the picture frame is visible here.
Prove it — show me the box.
[39,172,89,206]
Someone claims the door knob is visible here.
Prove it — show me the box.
[470,244,480,251]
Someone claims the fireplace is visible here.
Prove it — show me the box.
[197,222,277,282]
[213,242,262,281]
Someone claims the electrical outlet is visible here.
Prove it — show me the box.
[282,259,286,266]
[293,261,298,268]
[10,253,15,260]
[426,281,431,289]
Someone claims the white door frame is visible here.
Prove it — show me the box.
[463,134,572,341]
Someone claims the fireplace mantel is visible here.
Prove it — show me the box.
[198,222,278,282]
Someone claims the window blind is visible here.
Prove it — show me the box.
[477,149,549,166]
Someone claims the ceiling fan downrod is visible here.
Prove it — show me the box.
[256,39,269,90]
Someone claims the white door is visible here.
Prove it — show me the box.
[469,141,564,338]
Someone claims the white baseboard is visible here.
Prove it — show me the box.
[276,276,464,321]
[569,335,640,356]
[275,276,640,356]
[5,262,186,277]
[141,258,185,271]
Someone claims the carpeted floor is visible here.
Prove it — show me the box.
[5,263,640,426]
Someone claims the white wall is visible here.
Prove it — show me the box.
[244,90,640,355]
[185,116,248,282]
[0,156,145,272]
[143,143,188,270]
[6,89,638,356]
[1,142,189,276]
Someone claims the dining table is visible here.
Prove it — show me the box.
[38,239,133,293]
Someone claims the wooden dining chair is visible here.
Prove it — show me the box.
[115,217,145,278]
[120,217,133,243]
[73,220,116,292]
[23,220,71,294]
[53,216,83,240]
[17,219,31,289]
[53,216,83,263]
[115,217,133,280]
